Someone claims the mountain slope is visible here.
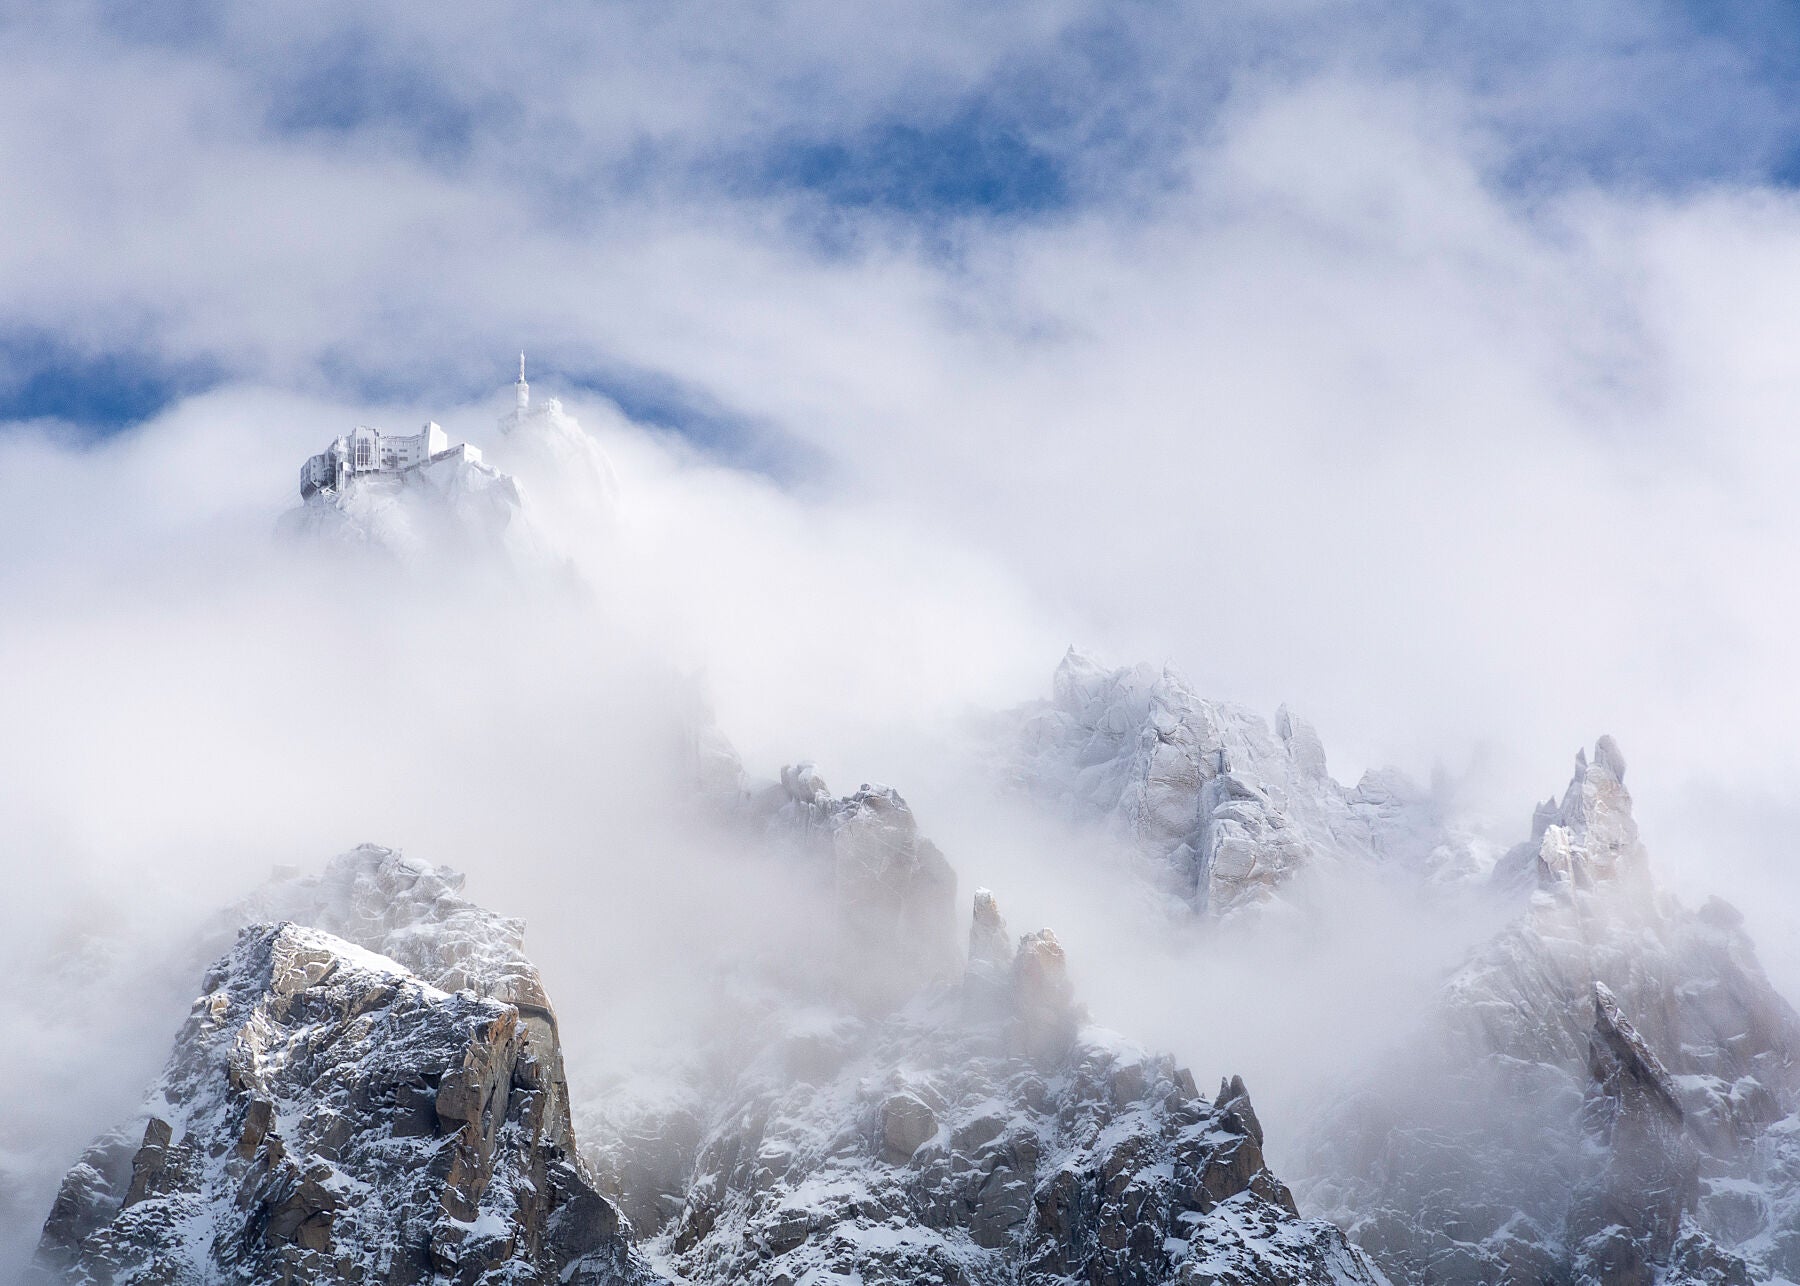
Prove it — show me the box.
[31,846,662,1275]
[1299,743,1800,1284]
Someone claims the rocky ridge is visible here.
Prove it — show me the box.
[639,891,1381,1286]
[588,745,1388,1285]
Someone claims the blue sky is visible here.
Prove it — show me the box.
[8,0,1800,438]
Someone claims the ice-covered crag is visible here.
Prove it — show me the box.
[33,846,658,1285]
[490,383,621,541]
[1300,741,1800,1284]
[1001,649,1484,918]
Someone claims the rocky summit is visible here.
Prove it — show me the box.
[31,920,654,1285]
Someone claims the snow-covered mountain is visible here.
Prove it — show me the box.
[33,812,1382,1286]
[994,648,1800,1282]
[606,891,1381,1286]
[24,388,1800,1286]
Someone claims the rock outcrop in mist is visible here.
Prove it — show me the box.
[626,888,1379,1286]
[1001,649,1487,918]
[32,819,1380,1286]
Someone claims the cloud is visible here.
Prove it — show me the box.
[0,381,1062,1268]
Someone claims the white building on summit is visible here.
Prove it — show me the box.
[299,419,485,501]
[299,355,556,502]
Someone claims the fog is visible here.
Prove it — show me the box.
[6,0,1800,1272]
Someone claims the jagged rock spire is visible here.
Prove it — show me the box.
[1496,736,1648,892]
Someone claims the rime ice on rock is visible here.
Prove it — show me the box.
[1491,731,1648,894]
[492,350,621,534]
[1001,648,1487,919]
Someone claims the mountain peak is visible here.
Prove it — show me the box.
[1498,737,1647,893]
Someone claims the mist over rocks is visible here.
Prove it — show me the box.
[579,727,1383,1284]
[990,645,1800,1281]
[18,2,1800,1278]
[16,388,1800,1285]
[697,740,962,1015]
[24,828,1378,1285]
[592,881,1383,1286]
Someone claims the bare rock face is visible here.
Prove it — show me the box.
[31,923,658,1285]
[1565,984,1714,1286]
[240,845,578,1154]
[1300,742,1797,1285]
